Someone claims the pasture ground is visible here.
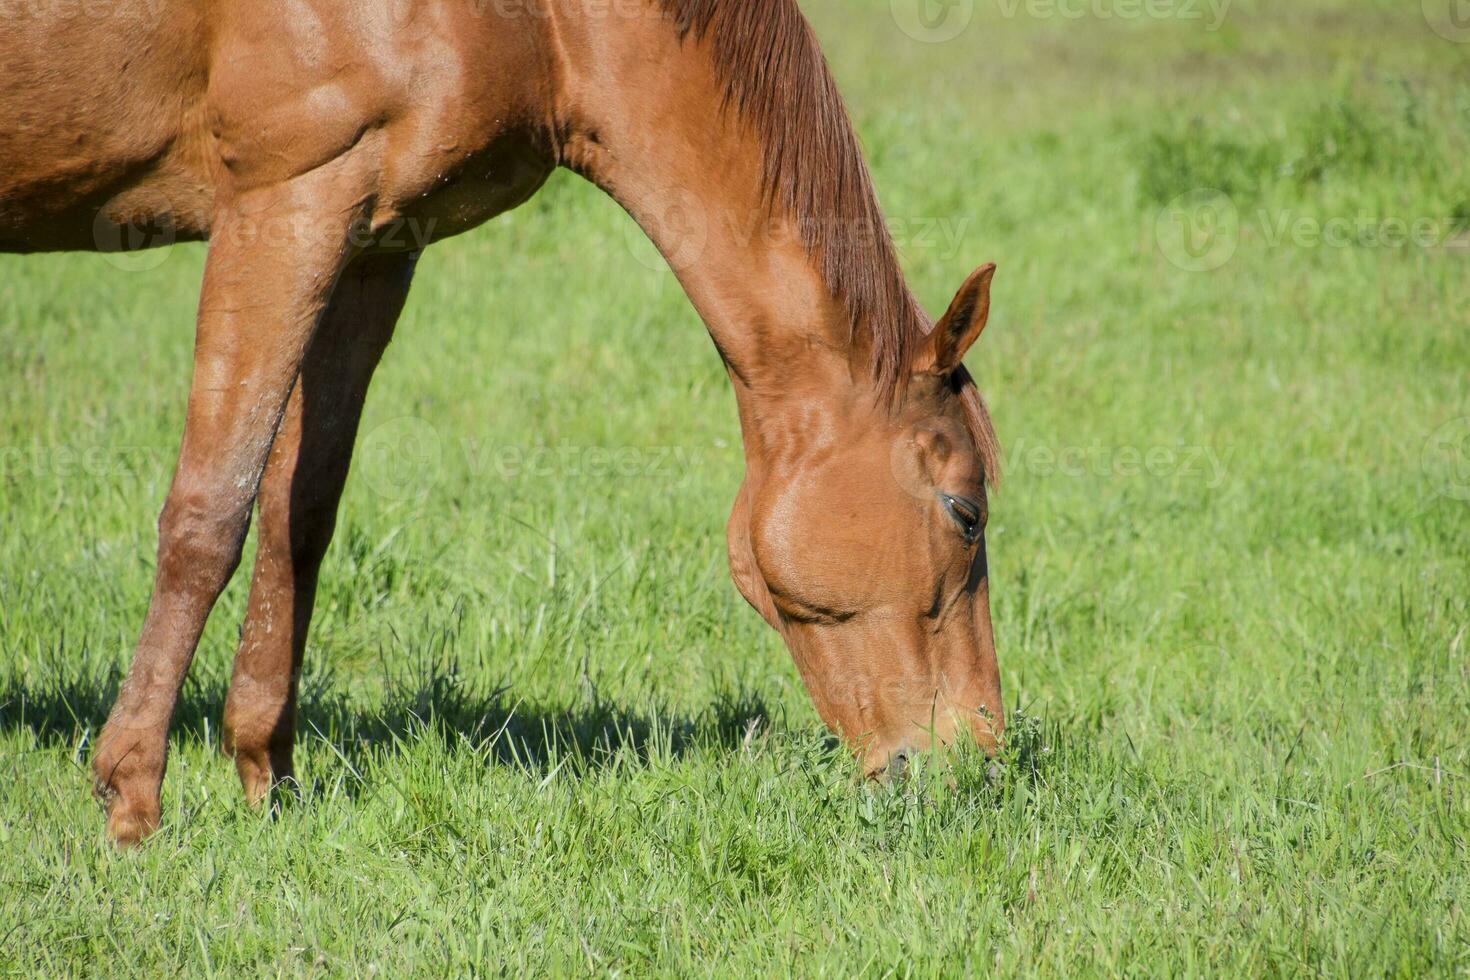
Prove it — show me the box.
[2,0,1468,973]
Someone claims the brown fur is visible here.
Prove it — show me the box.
[1,0,1005,845]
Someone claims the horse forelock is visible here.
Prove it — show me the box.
[952,364,1002,489]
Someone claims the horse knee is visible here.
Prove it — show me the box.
[156,491,250,595]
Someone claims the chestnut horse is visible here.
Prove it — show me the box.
[1,0,1003,845]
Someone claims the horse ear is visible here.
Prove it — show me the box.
[914,263,995,376]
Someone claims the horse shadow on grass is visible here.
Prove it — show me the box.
[0,654,785,792]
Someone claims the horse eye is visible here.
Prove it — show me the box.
[938,493,983,543]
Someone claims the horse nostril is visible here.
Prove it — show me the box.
[887,751,910,779]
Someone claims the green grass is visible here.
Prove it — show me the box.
[3,0,1469,974]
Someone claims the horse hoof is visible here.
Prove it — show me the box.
[92,728,166,847]
[104,801,160,848]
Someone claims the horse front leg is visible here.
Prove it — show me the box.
[222,251,418,805]
[91,159,375,846]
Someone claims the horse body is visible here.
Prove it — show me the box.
[0,0,555,252]
[1,0,1005,845]
[0,1,209,250]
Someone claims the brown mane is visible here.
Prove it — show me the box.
[658,0,925,398]
[658,0,1000,481]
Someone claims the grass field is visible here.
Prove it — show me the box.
[3,0,1469,973]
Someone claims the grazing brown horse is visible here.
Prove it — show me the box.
[1,0,1003,844]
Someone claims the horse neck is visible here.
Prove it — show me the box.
[546,1,896,454]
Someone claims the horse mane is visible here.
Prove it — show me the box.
[657,0,1001,483]
[657,0,925,399]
